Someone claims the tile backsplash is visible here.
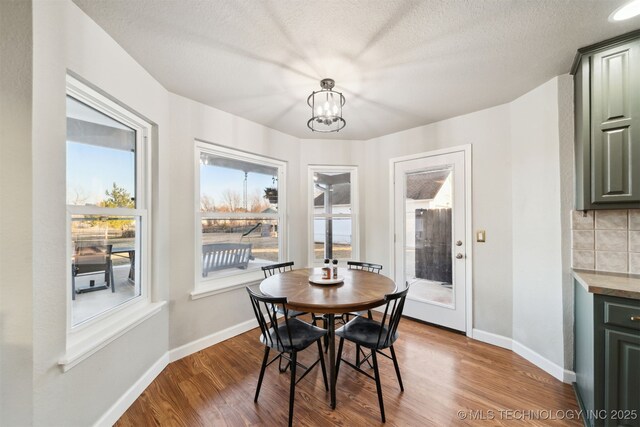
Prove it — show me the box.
[571,209,640,274]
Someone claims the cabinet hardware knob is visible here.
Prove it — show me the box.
[631,316,640,322]
[456,240,463,246]
[456,253,464,259]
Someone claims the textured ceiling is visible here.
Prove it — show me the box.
[73,0,640,140]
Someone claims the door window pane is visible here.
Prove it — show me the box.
[404,168,454,307]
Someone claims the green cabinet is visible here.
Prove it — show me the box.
[574,281,640,427]
[605,329,640,427]
[573,31,640,210]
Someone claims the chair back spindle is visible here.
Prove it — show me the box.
[376,286,409,348]
[347,261,382,274]
[260,262,308,319]
[246,287,293,350]
[262,261,295,278]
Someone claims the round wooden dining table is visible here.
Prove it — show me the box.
[260,267,396,409]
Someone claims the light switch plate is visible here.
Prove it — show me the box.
[476,230,486,242]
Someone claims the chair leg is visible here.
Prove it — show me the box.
[356,344,361,367]
[317,340,328,391]
[254,346,270,402]
[335,337,344,380]
[371,349,385,423]
[389,345,404,391]
[279,357,290,373]
[288,351,297,427]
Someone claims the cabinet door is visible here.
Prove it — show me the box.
[604,329,640,427]
[591,41,640,205]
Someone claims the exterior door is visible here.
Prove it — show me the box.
[393,148,470,332]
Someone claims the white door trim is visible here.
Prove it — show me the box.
[389,144,473,337]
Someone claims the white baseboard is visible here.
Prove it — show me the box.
[472,329,575,384]
[563,369,576,383]
[94,318,258,425]
[472,328,512,350]
[511,340,575,384]
[169,318,258,362]
[94,352,169,427]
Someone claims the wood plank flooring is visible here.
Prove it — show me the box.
[117,316,581,426]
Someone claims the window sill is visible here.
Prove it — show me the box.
[59,300,166,372]
[191,270,263,300]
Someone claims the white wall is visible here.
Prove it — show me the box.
[510,77,566,367]
[366,105,514,337]
[557,75,575,370]
[0,1,34,424]
[30,1,170,425]
[167,93,305,349]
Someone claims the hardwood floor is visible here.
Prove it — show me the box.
[117,316,581,426]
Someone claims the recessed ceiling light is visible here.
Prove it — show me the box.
[610,0,640,21]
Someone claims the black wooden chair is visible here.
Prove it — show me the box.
[335,285,409,423]
[344,261,383,321]
[263,261,333,352]
[246,287,328,427]
[347,260,383,273]
[261,261,309,371]
[343,261,384,362]
[261,260,295,277]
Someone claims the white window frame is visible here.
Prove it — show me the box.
[192,141,287,299]
[308,165,359,266]
[60,75,163,372]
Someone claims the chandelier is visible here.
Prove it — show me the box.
[307,78,346,133]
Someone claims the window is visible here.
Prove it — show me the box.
[66,76,151,328]
[195,142,286,292]
[309,166,358,264]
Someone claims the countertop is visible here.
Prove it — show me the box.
[573,269,640,300]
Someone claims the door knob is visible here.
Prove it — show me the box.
[456,253,464,259]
